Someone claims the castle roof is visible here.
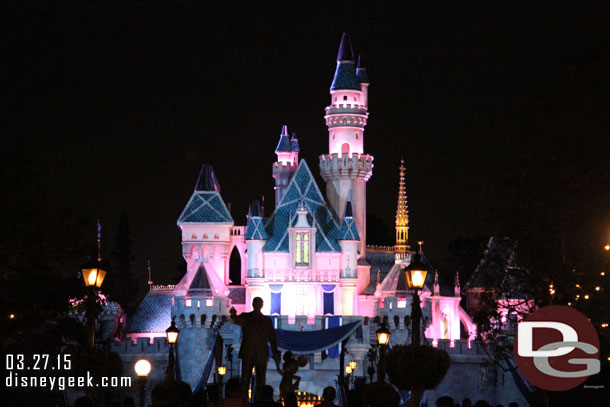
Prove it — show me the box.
[330,33,362,91]
[245,216,269,240]
[275,125,293,153]
[178,166,233,224]
[189,263,212,295]
[194,164,221,192]
[356,55,370,84]
[290,133,300,152]
[338,202,359,241]
[263,160,342,252]
[125,291,172,333]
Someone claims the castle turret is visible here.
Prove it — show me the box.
[273,125,299,207]
[244,200,268,279]
[320,33,373,256]
[394,160,410,263]
[356,55,370,108]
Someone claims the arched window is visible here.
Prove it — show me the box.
[341,143,350,155]
[229,246,241,285]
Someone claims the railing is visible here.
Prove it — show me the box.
[366,245,394,253]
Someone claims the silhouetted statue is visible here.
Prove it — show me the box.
[230,297,281,401]
[278,351,308,399]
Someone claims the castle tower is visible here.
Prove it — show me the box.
[319,33,373,256]
[394,160,410,263]
[273,125,299,207]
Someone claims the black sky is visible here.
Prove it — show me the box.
[4,1,610,285]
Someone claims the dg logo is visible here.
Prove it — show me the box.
[514,305,600,391]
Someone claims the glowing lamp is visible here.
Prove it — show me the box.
[349,360,357,370]
[604,244,609,251]
[166,320,180,344]
[405,253,428,290]
[81,260,107,288]
[134,359,151,377]
[217,366,226,376]
[9,313,15,319]
[345,365,352,375]
[376,322,391,346]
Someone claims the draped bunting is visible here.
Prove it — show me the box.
[269,284,284,293]
[193,332,219,393]
[275,320,361,354]
[321,284,336,293]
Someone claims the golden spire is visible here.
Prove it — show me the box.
[394,159,410,261]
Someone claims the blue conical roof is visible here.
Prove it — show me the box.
[275,125,292,153]
[330,33,361,91]
[356,55,370,84]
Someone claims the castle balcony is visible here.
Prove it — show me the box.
[319,153,374,181]
[325,104,368,116]
[263,269,340,283]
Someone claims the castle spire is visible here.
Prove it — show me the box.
[394,159,410,262]
[336,32,355,62]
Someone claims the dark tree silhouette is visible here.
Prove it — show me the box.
[110,211,138,315]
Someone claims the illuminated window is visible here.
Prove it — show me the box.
[295,233,310,266]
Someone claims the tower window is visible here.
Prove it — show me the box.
[343,95,348,101]
[295,232,310,266]
[353,96,357,101]
[341,143,350,155]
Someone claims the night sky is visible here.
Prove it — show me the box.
[4,1,609,286]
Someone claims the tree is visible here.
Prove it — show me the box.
[110,211,138,315]
[385,344,451,407]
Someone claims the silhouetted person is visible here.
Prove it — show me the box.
[230,297,280,400]
[320,386,337,407]
[223,378,247,407]
[462,398,472,407]
[473,400,491,407]
[253,385,282,407]
[507,403,518,407]
[151,382,169,407]
[437,396,455,407]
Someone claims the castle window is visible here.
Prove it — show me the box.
[214,233,219,239]
[203,233,208,239]
[343,95,348,101]
[295,232,310,266]
[341,143,350,155]
[192,233,197,239]
[354,96,357,101]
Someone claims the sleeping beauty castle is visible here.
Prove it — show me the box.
[110,34,529,406]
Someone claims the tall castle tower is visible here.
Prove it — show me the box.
[273,125,299,207]
[319,33,373,256]
[394,160,410,263]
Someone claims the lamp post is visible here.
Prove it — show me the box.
[405,253,428,346]
[405,251,428,407]
[345,365,353,390]
[376,322,391,383]
[81,220,107,348]
[217,366,226,398]
[166,319,180,381]
[134,359,151,407]
[81,259,107,348]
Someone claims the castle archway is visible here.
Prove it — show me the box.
[229,246,241,285]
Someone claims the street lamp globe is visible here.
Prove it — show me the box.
[405,253,428,290]
[166,320,180,344]
[349,360,357,370]
[134,359,152,377]
[376,322,391,346]
[81,259,107,288]
[218,366,227,376]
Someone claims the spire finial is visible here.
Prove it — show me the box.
[337,33,355,62]
[394,159,409,258]
[147,260,153,287]
[417,241,424,253]
[282,124,288,135]
[96,219,102,262]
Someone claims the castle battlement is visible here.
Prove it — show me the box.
[319,153,374,181]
